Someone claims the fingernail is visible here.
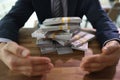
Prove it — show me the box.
[49,65,54,69]
[21,50,29,57]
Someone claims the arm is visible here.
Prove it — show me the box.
[0,41,54,76]
[78,0,120,72]
[0,0,54,76]
[85,0,119,46]
[0,0,34,42]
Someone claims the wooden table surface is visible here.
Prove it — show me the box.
[0,28,120,80]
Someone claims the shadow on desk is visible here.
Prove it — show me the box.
[0,28,119,80]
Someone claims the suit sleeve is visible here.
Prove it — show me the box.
[85,0,120,46]
[0,0,34,42]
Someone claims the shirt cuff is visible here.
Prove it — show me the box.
[0,38,12,43]
[103,38,120,46]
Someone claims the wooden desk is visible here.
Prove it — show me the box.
[0,28,120,80]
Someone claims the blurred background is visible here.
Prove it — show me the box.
[0,0,120,28]
[0,0,37,28]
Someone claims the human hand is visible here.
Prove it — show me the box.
[80,40,120,72]
[0,42,54,76]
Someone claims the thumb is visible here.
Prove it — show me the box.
[4,41,30,57]
[102,41,119,55]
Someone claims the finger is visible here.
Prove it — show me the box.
[3,42,30,57]
[103,52,120,66]
[12,66,49,76]
[22,69,50,76]
[32,63,54,72]
[81,62,100,68]
[80,54,117,70]
[19,46,30,57]
[1,53,31,71]
[102,41,119,55]
[7,56,53,76]
[29,57,51,64]
[83,65,105,72]
[81,54,100,64]
[16,63,53,76]
[81,54,114,64]
[12,56,52,67]
[81,62,108,72]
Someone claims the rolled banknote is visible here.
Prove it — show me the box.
[43,17,82,25]
[40,23,80,32]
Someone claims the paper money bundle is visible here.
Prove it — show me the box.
[32,17,95,54]
[43,17,81,25]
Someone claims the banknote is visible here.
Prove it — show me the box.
[54,41,73,54]
[71,33,95,47]
[56,47,73,55]
[72,42,88,51]
[43,17,82,25]
[54,39,70,46]
[36,39,54,47]
[32,30,72,40]
[46,31,72,40]
[70,31,87,42]
[40,47,56,54]
[40,23,80,32]
[31,17,96,54]
[31,28,46,39]
[36,39,56,54]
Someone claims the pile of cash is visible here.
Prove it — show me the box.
[32,17,95,54]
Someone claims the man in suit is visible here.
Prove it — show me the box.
[0,0,120,76]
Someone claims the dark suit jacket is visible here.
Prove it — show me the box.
[0,0,119,46]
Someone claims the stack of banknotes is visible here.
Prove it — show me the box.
[31,17,95,54]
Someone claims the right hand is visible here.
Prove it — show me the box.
[0,41,54,76]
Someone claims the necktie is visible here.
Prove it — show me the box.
[53,0,63,17]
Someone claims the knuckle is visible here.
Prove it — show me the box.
[3,42,21,54]
[3,42,13,50]
[15,46,21,53]
[8,58,17,71]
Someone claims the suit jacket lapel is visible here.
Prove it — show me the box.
[68,0,78,16]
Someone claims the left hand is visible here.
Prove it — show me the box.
[80,40,120,72]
